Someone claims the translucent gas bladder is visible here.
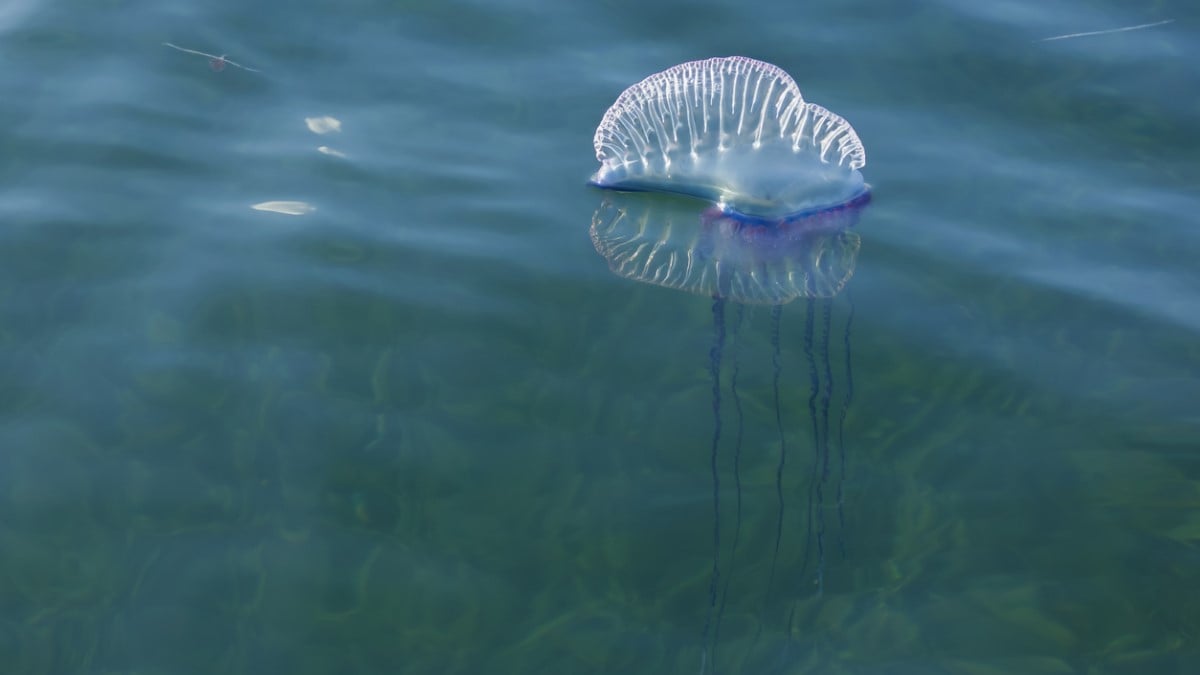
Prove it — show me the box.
[591,56,867,220]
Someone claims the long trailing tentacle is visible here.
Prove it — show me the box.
[700,296,726,673]
[714,303,747,668]
[804,298,823,595]
[837,290,855,558]
[815,298,835,594]
[765,304,788,594]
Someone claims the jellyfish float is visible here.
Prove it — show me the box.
[589,57,869,671]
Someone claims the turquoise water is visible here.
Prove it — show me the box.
[2,1,1198,673]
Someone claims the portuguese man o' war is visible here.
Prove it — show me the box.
[590,56,867,221]
[589,57,870,673]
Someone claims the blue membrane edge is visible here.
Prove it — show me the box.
[588,180,872,227]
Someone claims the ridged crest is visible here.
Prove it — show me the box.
[593,56,866,174]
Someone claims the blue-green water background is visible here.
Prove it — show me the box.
[2,0,1198,673]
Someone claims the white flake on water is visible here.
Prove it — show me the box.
[251,201,314,215]
[317,146,346,158]
[305,116,342,134]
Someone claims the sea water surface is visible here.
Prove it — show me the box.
[1,1,1198,673]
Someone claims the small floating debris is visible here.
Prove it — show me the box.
[1039,19,1173,42]
[163,42,261,72]
[251,201,314,215]
[305,116,342,134]
[317,146,347,158]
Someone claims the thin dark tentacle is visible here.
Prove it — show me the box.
[837,291,854,559]
[714,304,747,668]
[815,298,834,594]
[803,298,823,595]
[700,296,726,673]
[765,304,787,596]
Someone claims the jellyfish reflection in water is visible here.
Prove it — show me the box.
[590,57,869,671]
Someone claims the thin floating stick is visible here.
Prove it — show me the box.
[163,42,261,72]
[1039,19,1174,42]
